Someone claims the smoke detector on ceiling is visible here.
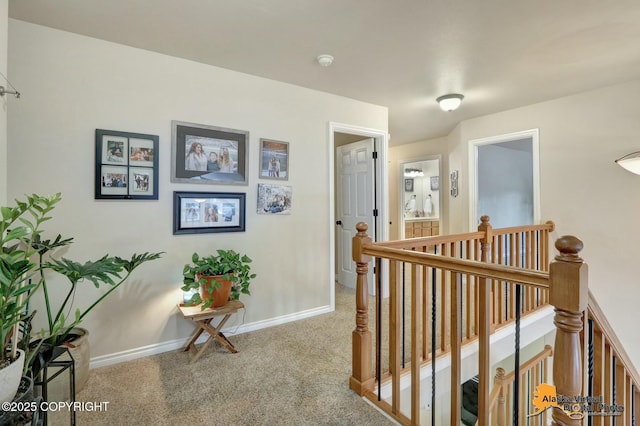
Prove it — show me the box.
[317,54,334,67]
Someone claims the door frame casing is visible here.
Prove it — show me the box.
[329,122,389,310]
[467,128,540,231]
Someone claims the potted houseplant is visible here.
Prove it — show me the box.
[1,194,62,403]
[1,193,163,399]
[181,250,256,309]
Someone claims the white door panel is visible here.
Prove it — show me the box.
[336,139,375,289]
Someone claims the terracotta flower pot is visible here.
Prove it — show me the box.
[199,275,232,307]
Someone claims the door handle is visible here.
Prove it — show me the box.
[335,220,343,227]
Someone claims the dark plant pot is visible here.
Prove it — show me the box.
[28,327,90,401]
[200,275,232,307]
[0,376,36,425]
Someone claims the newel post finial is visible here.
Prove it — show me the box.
[550,235,588,426]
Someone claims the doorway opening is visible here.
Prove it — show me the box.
[399,156,441,239]
[468,129,540,231]
[329,123,388,308]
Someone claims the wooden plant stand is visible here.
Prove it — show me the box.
[178,300,244,363]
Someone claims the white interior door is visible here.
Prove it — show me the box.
[336,138,375,290]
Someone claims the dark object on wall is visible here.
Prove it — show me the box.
[171,121,249,185]
[95,129,159,200]
[404,178,414,192]
[173,191,246,234]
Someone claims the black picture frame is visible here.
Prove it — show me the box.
[404,178,414,192]
[173,191,246,234]
[95,129,159,200]
[171,120,249,185]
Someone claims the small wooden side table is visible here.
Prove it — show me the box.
[178,300,244,363]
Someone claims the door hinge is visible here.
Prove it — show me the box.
[373,266,377,275]
[372,151,378,160]
[373,209,378,217]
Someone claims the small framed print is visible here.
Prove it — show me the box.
[257,183,292,215]
[404,178,414,192]
[173,191,246,234]
[171,121,249,185]
[95,129,159,200]
[259,139,289,180]
[430,176,439,191]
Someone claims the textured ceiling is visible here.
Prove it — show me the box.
[9,0,640,145]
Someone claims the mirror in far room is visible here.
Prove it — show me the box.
[400,158,440,239]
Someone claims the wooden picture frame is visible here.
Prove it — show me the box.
[259,139,289,180]
[171,120,249,185]
[173,191,246,234]
[95,129,159,200]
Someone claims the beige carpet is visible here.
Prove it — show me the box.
[73,284,394,426]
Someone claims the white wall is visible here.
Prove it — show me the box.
[449,79,640,368]
[7,20,388,362]
[0,0,7,204]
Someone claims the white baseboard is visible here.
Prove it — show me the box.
[90,304,332,369]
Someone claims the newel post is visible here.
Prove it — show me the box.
[349,222,374,395]
[477,215,493,424]
[550,236,588,426]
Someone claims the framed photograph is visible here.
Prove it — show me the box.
[430,176,439,191]
[173,191,246,234]
[95,129,158,200]
[404,178,414,192]
[171,121,249,185]
[257,184,292,215]
[259,139,289,180]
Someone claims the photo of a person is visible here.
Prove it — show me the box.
[204,204,218,222]
[185,142,207,171]
[130,149,145,162]
[260,139,289,180]
[219,147,234,173]
[257,183,292,215]
[102,172,127,188]
[107,141,124,162]
[185,205,199,222]
[207,152,220,172]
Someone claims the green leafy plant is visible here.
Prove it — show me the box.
[0,194,61,368]
[181,249,256,309]
[0,193,163,371]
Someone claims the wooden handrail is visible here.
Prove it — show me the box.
[349,218,587,426]
[361,245,550,288]
[587,290,640,387]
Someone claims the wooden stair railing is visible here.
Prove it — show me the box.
[582,291,640,425]
[350,219,589,426]
[483,345,553,426]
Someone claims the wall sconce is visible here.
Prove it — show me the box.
[436,93,464,111]
[615,152,640,175]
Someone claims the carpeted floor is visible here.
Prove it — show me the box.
[72,284,395,426]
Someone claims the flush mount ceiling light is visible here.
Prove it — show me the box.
[436,93,464,111]
[615,151,640,175]
[317,54,334,67]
